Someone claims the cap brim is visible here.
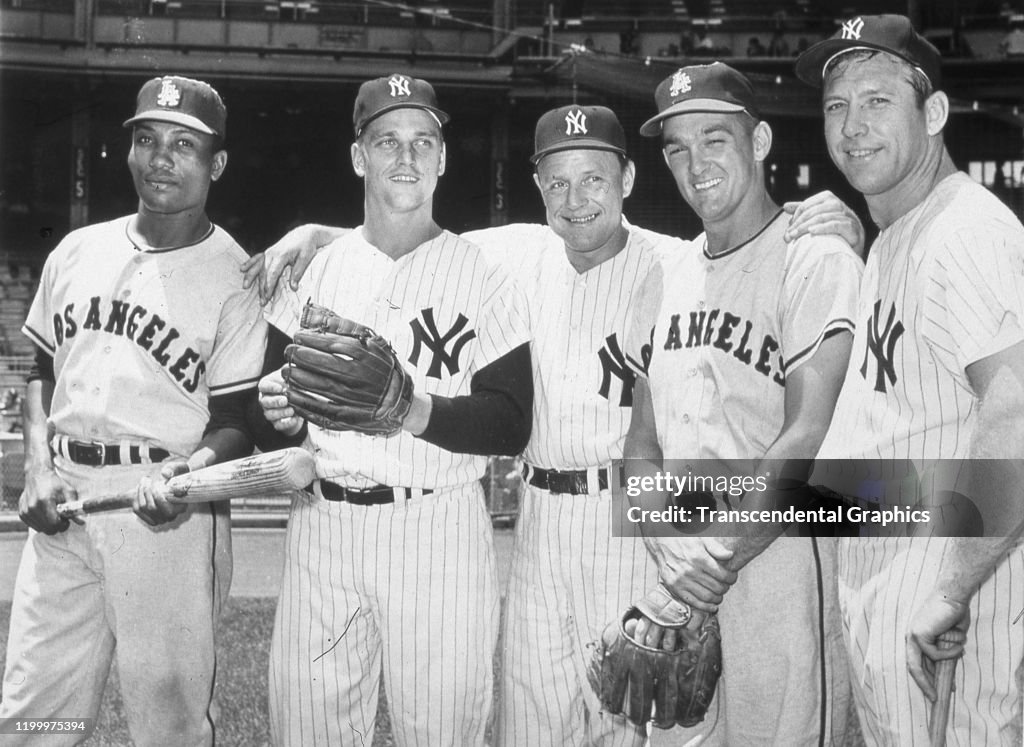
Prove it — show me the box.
[639,99,749,137]
[530,140,627,165]
[123,111,219,136]
[356,104,450,135]
[794,40,930,87]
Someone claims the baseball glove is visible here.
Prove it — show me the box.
[587,583,722,730]
[282,303,413,436]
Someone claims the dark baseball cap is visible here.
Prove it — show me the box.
[353,73,450,137]
[530,105,627,165]
[123,76,227,138]
[640,62,759,137]
[795,14,941,88]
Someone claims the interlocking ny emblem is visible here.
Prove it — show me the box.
[388,75,411,97]
[597,333,636,407]
[841,16,865,40]
[669,70,692,97]
[408,308,476,379]
[860,299,904,393]
[156,79,181,108]
[565,109,588,136]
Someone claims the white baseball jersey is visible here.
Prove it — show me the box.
[629,210,862,460]
[264,227,529,488]
[631,211,862,746]
[465,221,679,747]
[22,215,265,457]
[2,214,258,745]
[465,221,680,470]
[264,227,529,747]
[817,173,1024,746]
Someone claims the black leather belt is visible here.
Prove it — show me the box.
[313,480,433,505]
[56,438,170,467]
[526,465,610,495]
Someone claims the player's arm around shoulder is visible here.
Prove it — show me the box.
[240,223,352,303]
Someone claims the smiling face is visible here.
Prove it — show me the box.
[127,121,226,217]
[660,111,770,230]
[822,52,945,222]
[533,148,634,267]
[351,107,446,215]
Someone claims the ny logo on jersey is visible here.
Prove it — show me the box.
[841,16,864,40]
[564,109,588,136]
[860,299,904,393]
[408,308,476,379]
[598,333,636,407]
[157,79,181,108]
[388,74,411,98]
[669,69,692,97]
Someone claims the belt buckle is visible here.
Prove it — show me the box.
[88,441,107,465]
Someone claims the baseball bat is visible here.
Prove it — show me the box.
[928,630,961,747]
[55,447,318,518]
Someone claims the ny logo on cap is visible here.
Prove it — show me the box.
[564,109,588,136]
[841,16,865,41]
[669,70,692,98]
[388,75,411,98]
[156,79,181,108]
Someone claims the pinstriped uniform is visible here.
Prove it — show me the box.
[817,173,1024,746]
[0,216,260,745]
[629,214,862,746]
[466,223,678,746]
[263,227,530,746]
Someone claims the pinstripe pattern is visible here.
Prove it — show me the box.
[21,215,266,458]
[269,486,497,746]
[264,228,526,745]
[498,487,656,747]
[818,173,1024,745]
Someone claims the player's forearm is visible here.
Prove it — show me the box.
[185,427,254,472]
[417,343,532,455]
[22,378,55,473]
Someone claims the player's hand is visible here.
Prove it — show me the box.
[19,467,79,534]
[133,461,189,527]
[627,607,709,651]
[651,537,737,612]
[906,593,970,701]
[259,368,304,436]
[782,190,866,258]
[240,223,347,304]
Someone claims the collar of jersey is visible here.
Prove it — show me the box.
[125,218,215,253]
[702,208,784,262]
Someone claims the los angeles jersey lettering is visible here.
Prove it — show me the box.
[23,215,265,457]
[264,227,530,489]
[818,172,1024,462]
[628,212,862,460]
[464,222,679,471]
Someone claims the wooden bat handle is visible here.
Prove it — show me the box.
[929,630,961,747]
[56,491,136,517]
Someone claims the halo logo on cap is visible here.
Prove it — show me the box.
[669,70,692,97]
[841,16,865,40]
[564,109,588,136]
[156,79,182,108]
[388,74,412,98]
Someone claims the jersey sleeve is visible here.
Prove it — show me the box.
[923,221,1024,373]
[468,256,532,372]
[624,260,665,378]
[462,223,550,273]
[206,266,267,397]
[21,242,65,355]
[781,235,863,374]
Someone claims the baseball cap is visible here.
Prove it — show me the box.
[530,105,627,165]
[353,73,450,137]
[640,62,759,137]
[794,14,941,88]
[123,76,227,138]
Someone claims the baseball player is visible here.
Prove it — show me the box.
[623,62,863,745]
[0,76,265,746]
[246,102,863,745]
[256,73,532,746]
[796,15,1024,745]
